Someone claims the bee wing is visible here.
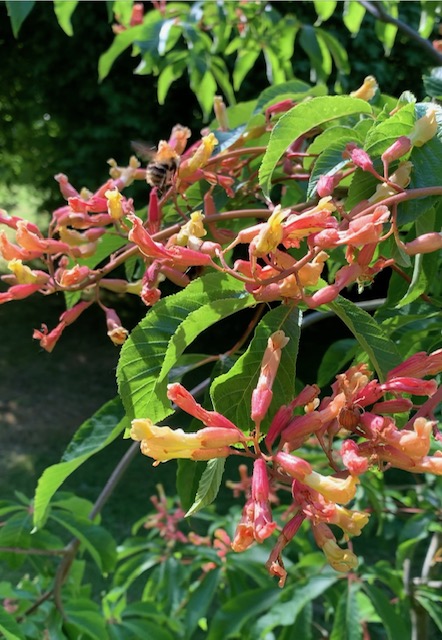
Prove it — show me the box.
[130,140,157,162]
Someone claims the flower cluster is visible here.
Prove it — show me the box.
[131,332,442,586]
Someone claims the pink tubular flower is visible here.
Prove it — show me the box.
[0,282,42,304]
[404,232,442,256]
[0,231,42,261]
[232,459,277,551]
[379,377,437,397]
[251,331,289,425]
[336,205,390,246]
[265,384,320,448]
[54,173,80,200]
[58,265,93,287]
[33,322,66,353]
[340,440,369,475]
[265,513,305,587]
[343,143,375,173]
[15,221,70,255]
[387,350,442,378]
[167,383,241,431]
[103,307,129,346]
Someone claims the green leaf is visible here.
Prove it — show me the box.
[307,137,356,198]
[313,0,337,21]
[99,23,150,80]
[328,297,402,381]
[423,67,442,99]
[363,583,411,640]
[64,599,108,640]
[184,568,220,639]
[316,28,350,74]
[299,26,332,81]
[5,1,35,37]
[259,96,372,197]
[263,46,286,85]
[233,48,261,92]
[343,0,366,35]
[330,583,362,640]
[414,593,442,633]
[177,459,206,513]
[207,588,282,640]
[254,79,313,114]
[157,60,186,104]
[0,606,26,640]
[53,0,78,36]
[33,397,126,529]
[50,513,117,573]
[195,70,218,120]
[117,272,255,424]
[211,305,301,433]
[317,338,357,386]
[375,2,398,55]
[253,575,338,635]
[186,458,225,517]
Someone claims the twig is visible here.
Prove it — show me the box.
[358,0,442,65]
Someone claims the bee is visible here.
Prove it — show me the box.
[131,126,191,193]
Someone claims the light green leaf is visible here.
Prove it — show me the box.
[343,0,366,35]
[33,397,126,529]
[99,23,149,80]
[259,96,372,197]
[375,2,398,55]
[117,273,255,424]
[157,60,186,103]
[307,137,357,198]
[233,48,261,92]
[53,0,78,36]
[5,1,35,38]
[330,583,362,640]
[363,583,411,640]
[211,305,301,433]
[0,607,26,640]
[316,28,350,74]
[186,459,225,517]
[263,47,286,85]
[313,0,337,21]
[328,297,402,381]
[299,25,332,80]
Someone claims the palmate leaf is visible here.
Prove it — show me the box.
[259,96,373,197]
[210,305,302,434]
[33,397,127,529]
[328,297,402,381]
[117,272,255,424]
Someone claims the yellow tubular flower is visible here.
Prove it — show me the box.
[252,205,289,257]
[105,188,124,220]
[368,161,413,203]
[409,106,438,147]
[7,259,44,284]
[303,471,359,504]
[176,211,207,246]
[178,133,219,180]
[350,75,378,101]
[322,540,359,572]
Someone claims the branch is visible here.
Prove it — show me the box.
[358,0,442,65]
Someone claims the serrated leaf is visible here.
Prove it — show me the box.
[207,588,282,640]
[0,606,26,640]
[33,397,126,529]
[259,96,372,197]
[362,583,411,640]
[328,297,402,381]
[307,138,356,198]
[253,79,313,114]
[330,583,362,640]
[53,0,78,36]
[211,305,301,433]
[117,272,255,424]
[5,0,35,38]
[186,458,225,517]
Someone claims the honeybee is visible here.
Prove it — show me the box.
[131,125,191,193]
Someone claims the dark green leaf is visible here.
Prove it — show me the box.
[259,96,372,197]
[317,338,357,386]
[53,0,78,36]
[33,397,126,529]
[363,583,411,640]
[423,67,442,99]
[330,583,362,640]
[184,569,220,639]
[211,305,301,433]
[307,138,356,198]
[117,272,255,424]
[414,593,442,633]
[207,588,282,640]
[186,458,225,517]
[64,599,108,640]
[254,79,313,114]
[177,459,206,513]
[5,1,35,38]
[328,297,402,381]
